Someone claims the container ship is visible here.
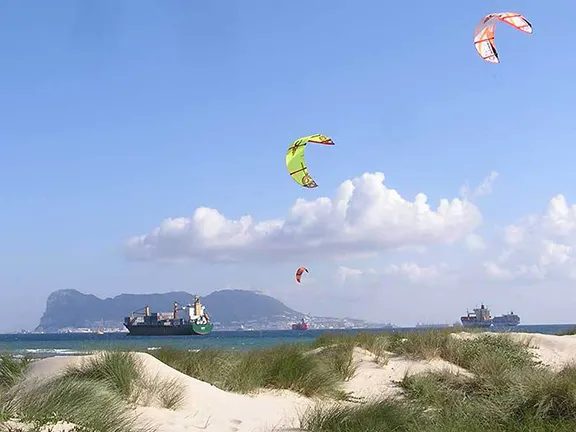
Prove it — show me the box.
[124,296,214,336]
[460,304,520,328]
[291,318,309,331]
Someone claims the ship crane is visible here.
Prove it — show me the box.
[128,305,151,325]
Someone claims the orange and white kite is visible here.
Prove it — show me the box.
[295,267,309,284]
[474,13,532,63]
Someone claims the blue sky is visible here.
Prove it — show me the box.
[1,1,576,331]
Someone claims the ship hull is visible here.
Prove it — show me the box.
[191,322,214,335]
[461,320,519,327]
[124,323,214,336]
[461,323,519,328]
[492,317,520,326]
[461,321,493,328]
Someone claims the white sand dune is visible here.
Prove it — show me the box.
[508,332,576,370]
[6,332,576,432]
[453,331,576,371]
[11,349,471,431]
[343,347,471,402]
[23,353,311,432]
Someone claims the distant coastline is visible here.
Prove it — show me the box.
[2,324,576,359]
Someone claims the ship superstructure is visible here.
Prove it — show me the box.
[124,296,214,336]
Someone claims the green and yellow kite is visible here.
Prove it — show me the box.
[285,134,335,188]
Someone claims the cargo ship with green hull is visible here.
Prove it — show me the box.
[124,296,214,336]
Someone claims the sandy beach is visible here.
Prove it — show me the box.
[3,330,576,432]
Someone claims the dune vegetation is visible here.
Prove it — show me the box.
[2,329,576,431]
[0,351,183,432]
[300,330,576,432]
[148,329,576,431]
[150,342,356,399]
[556,327,576,336]
[147,329,466,398]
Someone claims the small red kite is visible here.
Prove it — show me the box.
[295,266,309,283]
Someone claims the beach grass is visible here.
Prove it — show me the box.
[150,329,534,402]
[0,355,30,424]
[0,355,30,390]
[151,343,353,398]
[62,351,140,399]
[301,398,423,432]
[0,350,187,431]
[555,327,576,336]
[313,341,356,382]
[312,331,391,362]
[300,329,576,432]
[2,376,151,432]
[62,350,186,410]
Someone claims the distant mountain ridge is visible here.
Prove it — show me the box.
[35,289,304,332]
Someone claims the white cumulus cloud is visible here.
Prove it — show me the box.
[339,194,576,288]
[484,194,576,281]
[465,233,487,251]
[336,262,452,286]
[125,172,482,263]
[459,171,499,200]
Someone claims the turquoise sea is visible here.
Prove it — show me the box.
[1,324,575,358]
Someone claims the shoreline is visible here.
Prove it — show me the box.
[3,323,576,361]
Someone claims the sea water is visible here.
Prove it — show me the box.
[1,325,575,358]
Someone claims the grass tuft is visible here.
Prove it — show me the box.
[2,375,152,432]
[0,350,187,432]
[259,344,341,397]
[63,351,140,399]
[312,331,390,361]
[0,355,30,390]
[387,329,453,360]
[314,342,356,382]
[300,399,422,432]
[556,327,576,336]
[511,364,576,421]
[152,343,351,398]
[444,333,537,374]
[62,350,187,411]
[135,374,187,410]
